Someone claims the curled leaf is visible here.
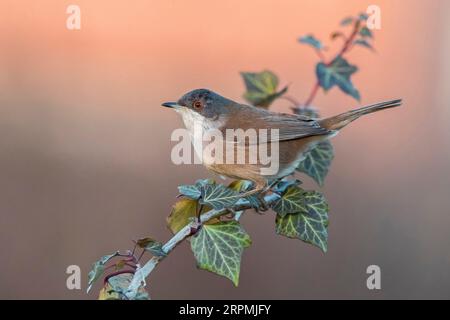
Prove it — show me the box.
[354,39,374,51]
[298,34,323,50]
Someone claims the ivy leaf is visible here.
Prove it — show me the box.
[195,178,216,187]
[178,184,202,200]
[136,237,166,257]
[298,34,323,50]
[144,241,166,257]
[99,273,150,300]
[316,57,360,101]
[273,179,302,194]
[167,198,212,234]
[340,16,354,26]
[87,252,119,293]
[354,39,374,51]
[293,106,333,186]
[359,13,369,21]
[200,184,241,210]
[296,141,334,186]
[241,70,288,108]
[275,190,329,252]
[178,179,216,200]
[190,221,251,286]
[272,185,308,217]
[359,26,373,38]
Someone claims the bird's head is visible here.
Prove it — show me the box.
[162,89,234,122]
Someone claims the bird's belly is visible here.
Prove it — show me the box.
[200,136,325,181]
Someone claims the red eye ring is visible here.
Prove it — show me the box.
[193,101,202,109]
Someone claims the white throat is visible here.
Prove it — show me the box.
[176,107,220,133]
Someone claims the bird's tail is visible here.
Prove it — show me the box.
[319,99,402,131]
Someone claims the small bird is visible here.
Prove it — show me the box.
[162,89,401,197]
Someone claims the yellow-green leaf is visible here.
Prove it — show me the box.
[167,198,213,234]
[241,70,288,108]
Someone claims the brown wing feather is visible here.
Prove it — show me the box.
[220,103,331,142]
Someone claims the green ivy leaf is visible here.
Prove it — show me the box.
[272,185,308,217]
[316,57,360,101]
[190,221,251,286]
[178,179,216,200]
[144,241,166,257]
[275,191,329,252]
[359,26,373,38]
[273,179,302,194]
[296,141,334,186]
[87,252,119,293]
[298,34,323,50]
[241,70,288,108]
[178,185,202,200]
[200,184,241,210]
[354,39,374,51]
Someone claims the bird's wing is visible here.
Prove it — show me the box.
[220,104,331,143]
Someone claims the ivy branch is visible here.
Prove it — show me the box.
[124,192,281,299]
[297,13,374,108]
[87,11,377,300]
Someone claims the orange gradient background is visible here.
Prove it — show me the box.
[1,0,450,299]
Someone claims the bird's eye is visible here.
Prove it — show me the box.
[193,101,203,110]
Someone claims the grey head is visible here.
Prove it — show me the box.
[162,89,235,119]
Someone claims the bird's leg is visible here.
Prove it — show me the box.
[239,178,282,212]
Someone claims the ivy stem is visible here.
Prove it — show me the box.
[125,193,281,299]
[281,95,302,108]
[301,19,361,107]
[303,82,320,107]
[315,48,326,62]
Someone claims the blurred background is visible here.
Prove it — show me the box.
[0,0,449,299]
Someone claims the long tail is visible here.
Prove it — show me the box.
[319,99,402,131]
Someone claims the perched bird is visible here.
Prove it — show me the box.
[162,89,401,197]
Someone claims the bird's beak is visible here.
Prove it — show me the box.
[161,101,180,109]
